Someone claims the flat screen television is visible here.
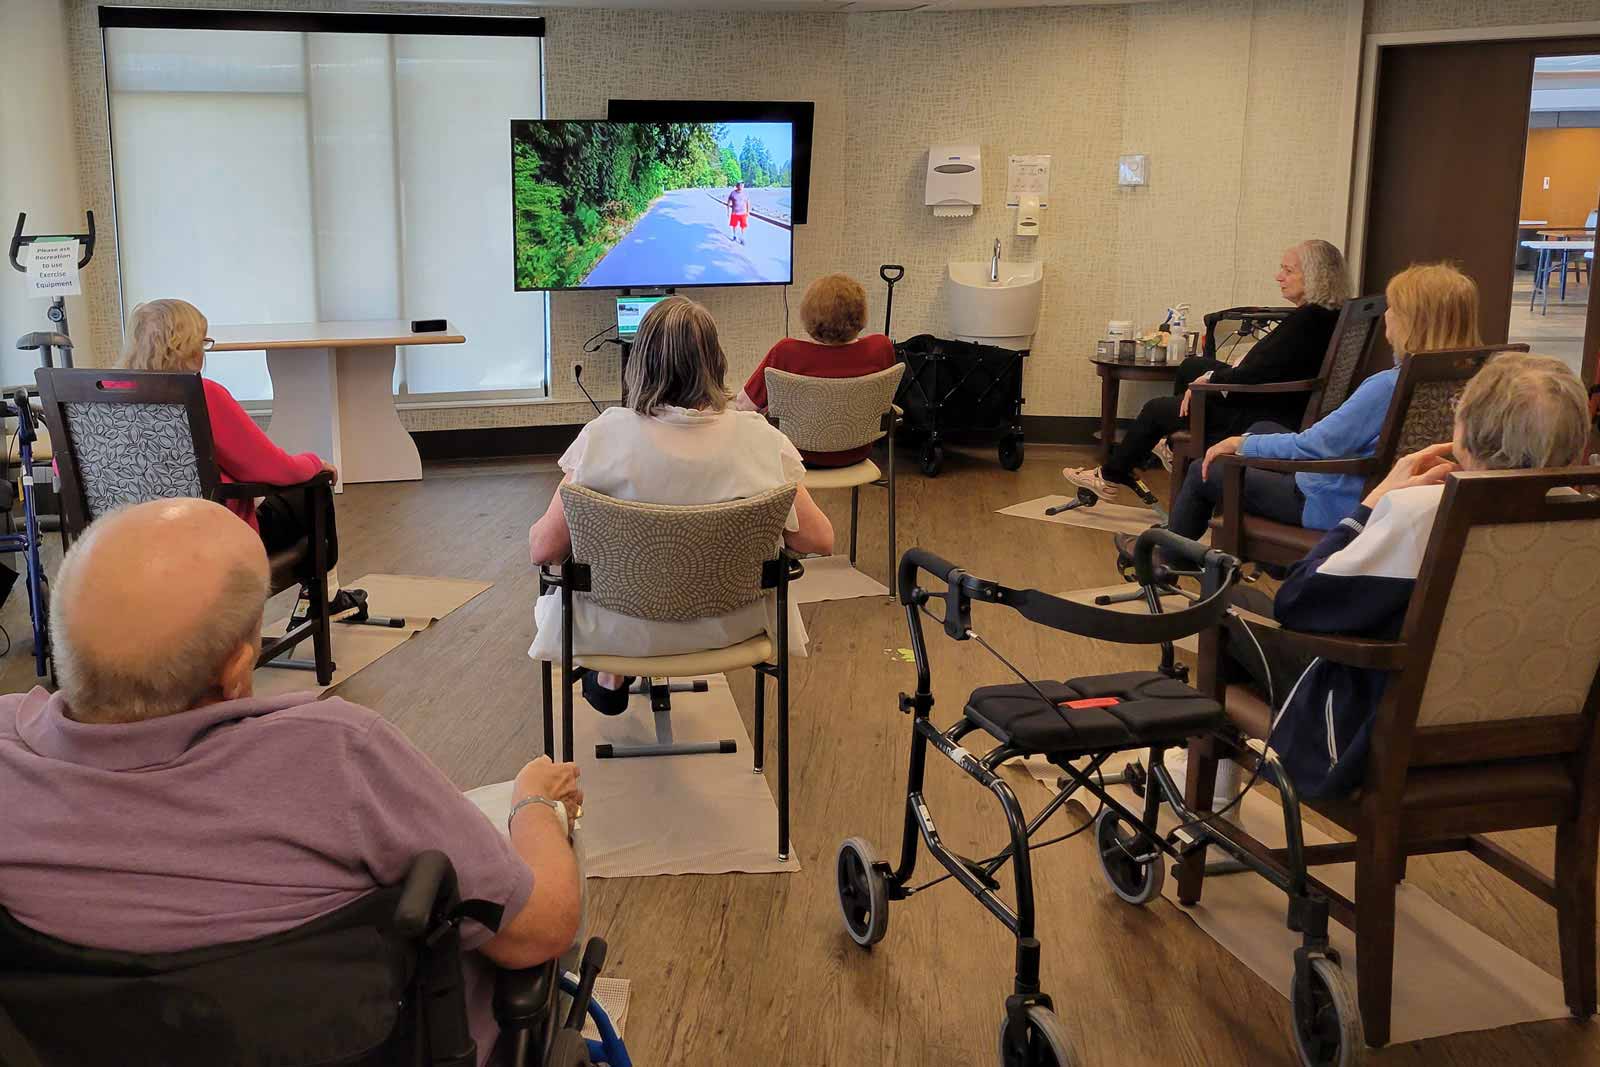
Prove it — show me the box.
[607,100,814,225]
[511,119,795,292]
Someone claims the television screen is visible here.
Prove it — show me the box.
[616,294,667,337]
[511,120,795,291]
[607,100,814,225]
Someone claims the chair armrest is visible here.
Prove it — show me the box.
[1218,454,1377,477]
[211,470,333,501]
[393,850,454,939]
[1189,378,1319,396]
[494,960,559,1028]
[1269,628,1406,671]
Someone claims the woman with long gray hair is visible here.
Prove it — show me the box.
[1064,238,1351,504]
[526,295,834,714]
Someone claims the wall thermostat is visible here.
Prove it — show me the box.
[1117,154,1149,187]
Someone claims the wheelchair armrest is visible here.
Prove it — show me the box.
[494,960,560,1028]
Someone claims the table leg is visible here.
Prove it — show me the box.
[265,347,340,491]
[1560,249,1570,303]
[1098,371,1120,466]
[1530,250,1540,312]
[335,344,422,484]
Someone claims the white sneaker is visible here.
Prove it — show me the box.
[1151,438,1174,472]
[1061,466,1119,499]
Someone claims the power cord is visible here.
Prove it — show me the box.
[581,322,617,353]
[572,364,603,417]
[782,284,790,337]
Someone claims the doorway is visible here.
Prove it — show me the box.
[1361,35,1600,386]
[1510,55,1600,376]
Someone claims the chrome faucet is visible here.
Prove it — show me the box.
[990,238,1001,283]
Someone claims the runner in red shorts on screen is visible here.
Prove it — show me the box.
[725,181,750,245]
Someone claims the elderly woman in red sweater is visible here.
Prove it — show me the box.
[735,272,896,467]
[116,299,366,622]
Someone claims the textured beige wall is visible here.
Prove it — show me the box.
[60,0,1362,430]
[1365,0,1600,37]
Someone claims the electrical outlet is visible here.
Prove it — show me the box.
[571,361,584,382]
[1544,176,1551,190]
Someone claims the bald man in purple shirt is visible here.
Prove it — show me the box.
[0,499,583,1063]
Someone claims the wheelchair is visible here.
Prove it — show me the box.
[0,851,630,1067]
[835,533,1362,1067]
[1,386,51,678]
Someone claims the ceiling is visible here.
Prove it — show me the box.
[457,0,1152,11]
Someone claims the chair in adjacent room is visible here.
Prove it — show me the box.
[1210,343,1525,568]
[35,367,336,685]
[764,363,904,596]
[1180,465,1600,1049]
[535,482,803,860]
[0,850,615,1067]
[1167,294,1387,512]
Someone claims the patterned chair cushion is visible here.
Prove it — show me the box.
[1394,379,1464,458]
[63,402,201,519]
[1416,516,1600,726]
[559,482,798,622]
[765,364,905,454]
[1316,312,1375,420]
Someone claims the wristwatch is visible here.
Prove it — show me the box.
[508,794,569,839]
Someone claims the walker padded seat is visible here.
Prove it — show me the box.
[963,670,1223,754]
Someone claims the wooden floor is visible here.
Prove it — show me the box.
[3,443,1596,1065]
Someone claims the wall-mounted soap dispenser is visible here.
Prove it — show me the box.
[926,145,981,217]
[1015,196,1042,237]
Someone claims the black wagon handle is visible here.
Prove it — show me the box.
[880,264,905,337]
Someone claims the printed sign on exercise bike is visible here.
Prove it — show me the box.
[26,238,80,298]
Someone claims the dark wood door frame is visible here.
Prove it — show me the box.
[1358,35,1600,386]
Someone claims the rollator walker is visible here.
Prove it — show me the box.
[836,532,1363,1067]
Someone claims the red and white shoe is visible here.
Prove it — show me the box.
[1151,438,1175,472]
[1061,466,1119,499]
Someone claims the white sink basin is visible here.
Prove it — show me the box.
[947,260,1044,350]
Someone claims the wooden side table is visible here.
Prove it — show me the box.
[1089,355,1184,464]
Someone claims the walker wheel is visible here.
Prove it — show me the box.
[997,1004,1077,1067]
[999,435,1024,471]
[1094,808,1165,905]
[836,837,889,947]
[920,443,945,477]
[1291,954,1362,1067]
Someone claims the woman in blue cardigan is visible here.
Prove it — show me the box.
[1160,263,1482,541]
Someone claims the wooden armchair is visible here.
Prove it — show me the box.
[1182,465,1600,1049]
[1211,343,1526,567]
[1168,295,1386,511]
[35,368,336,684]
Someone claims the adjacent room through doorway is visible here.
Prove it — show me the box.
[1511,54,1600,374]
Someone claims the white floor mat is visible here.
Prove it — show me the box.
[470,675,800,879]
[792,554,889,604]
[1000,494,1162,536]
[1013,752,1569,1044]
[254,573,491,697]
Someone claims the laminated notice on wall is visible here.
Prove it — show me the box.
[1006,155,1050,208]
[26,238,80,298]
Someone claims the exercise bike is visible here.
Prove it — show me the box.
[835,534,1362,1067]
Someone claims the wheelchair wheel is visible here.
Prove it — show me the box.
[920,443,944,477]
[1290,955,1362,1067]
[836,837,889,947]
[1094,808,1165,905]
[997,1004,1077,1067]
[546,1030,593,1066]
[998,435,1024,471]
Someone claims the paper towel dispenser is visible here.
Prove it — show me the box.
[926,145,981,217]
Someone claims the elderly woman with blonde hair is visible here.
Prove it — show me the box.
[116,298,367,621]
[1145,261,1484,546]
[736,272,896,467]
[1066,239,1352,502]
[528,295,833,714]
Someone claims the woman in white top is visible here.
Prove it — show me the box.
[528,295,834,713]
